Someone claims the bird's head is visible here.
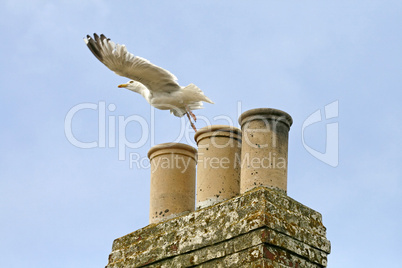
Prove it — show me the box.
[118,80,133,89]
[118,80,140,93]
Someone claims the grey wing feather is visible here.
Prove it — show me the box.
[84,33,180,92]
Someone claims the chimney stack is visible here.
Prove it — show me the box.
[147,142,197,224]
[194,125,241,209]
[238,108,293,194]
[106,108,331,268]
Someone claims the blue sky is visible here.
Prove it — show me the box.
[1,1,401,267]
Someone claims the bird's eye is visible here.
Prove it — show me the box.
[130,81,133,83]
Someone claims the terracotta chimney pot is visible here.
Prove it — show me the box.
[194,125,241,209]
[238,108,292,194]
[147,142,197,223]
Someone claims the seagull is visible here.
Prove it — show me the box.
[84,33,213,131]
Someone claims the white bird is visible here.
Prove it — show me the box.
[84,33,213,131]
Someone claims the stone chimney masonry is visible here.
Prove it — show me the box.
[106,108,330,267]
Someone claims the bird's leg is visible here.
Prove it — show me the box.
[186,112,197,132]
[185,106,197,122]
[189,110,197,122]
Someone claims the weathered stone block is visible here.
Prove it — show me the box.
[106,187,330,267]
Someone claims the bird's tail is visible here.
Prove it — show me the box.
[182,84,214,104]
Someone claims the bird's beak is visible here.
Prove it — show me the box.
[118,84,128,88]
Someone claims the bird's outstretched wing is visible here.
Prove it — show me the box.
[84,33,180,92]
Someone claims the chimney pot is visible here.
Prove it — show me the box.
[147,142,197,223]
[194,125,241,209]
[238,108,293,194]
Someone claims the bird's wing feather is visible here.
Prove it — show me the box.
[84,34,180,92]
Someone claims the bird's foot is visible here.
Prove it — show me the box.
[186,112,197,132]
[190,122,197,132]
